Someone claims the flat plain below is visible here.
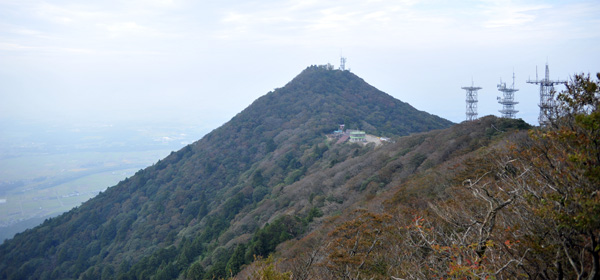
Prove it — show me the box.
[0,120,209,242]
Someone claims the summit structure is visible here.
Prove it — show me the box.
[497,73,519,119]
[339,56,347,71]
[527,64,566,126]
[462,81,481,121]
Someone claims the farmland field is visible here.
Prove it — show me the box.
[0,120,209,242]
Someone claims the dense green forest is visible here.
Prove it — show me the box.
[0,66,453,279]
[2,66,596,279]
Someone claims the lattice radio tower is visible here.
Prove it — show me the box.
[526,64,566,126]
[497,73,519,119]
[462,80,481,121]
[340,56,347,71]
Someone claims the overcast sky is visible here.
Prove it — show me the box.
[1,0,598,127]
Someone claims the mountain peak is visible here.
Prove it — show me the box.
[238,65,453,137]
[286,64,363,93]
[0,66,453,279]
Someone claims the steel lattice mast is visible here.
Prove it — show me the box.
[497,73,519,119]
[462,81,482,121]
[526,64,566,126]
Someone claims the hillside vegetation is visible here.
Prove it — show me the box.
[2,67,596,280]
[0,66,453,279]
[241,73,600,280]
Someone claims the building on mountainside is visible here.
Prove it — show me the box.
[333,124,345,136]
[329,124,350,144]
[329,126,366,143]
[336,134,350,144]
[349,131,366,142]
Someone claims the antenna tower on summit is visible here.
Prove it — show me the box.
[462,80,481,121]
[340,56,347,71]
[526,64,566,126]
[497,72,519,119]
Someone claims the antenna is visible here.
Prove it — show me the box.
[497,72,519,119]
[527,63,567,126]
[340,56,347,71]
[512,71,515,88]
[462,80,482,121]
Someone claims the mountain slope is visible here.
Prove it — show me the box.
[0,65,452,279]
[255,72,599,280]
[247,116,532,279]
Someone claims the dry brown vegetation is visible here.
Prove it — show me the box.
[242,73,600,280]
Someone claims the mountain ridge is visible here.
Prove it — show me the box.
[0,65,455,279]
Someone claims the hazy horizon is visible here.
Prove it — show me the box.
[1,0,599,128]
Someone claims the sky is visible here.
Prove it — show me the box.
[1,0,599,128]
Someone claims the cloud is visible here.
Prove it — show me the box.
[0,42,36,51]
[33,2,110,25]
[211,0,600,51]
[0,0,598,125]
[97,21,156,38]
[0,0,192,60]
[4,25,43,36]
[214,0,428,46]
[480,2,550,28]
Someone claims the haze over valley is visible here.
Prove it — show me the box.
[0,1,598,279]
[0,120,209,241]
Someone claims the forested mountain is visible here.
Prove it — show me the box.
[3,67,595,280]
[0,65,453,279]
[239,73,600,280]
